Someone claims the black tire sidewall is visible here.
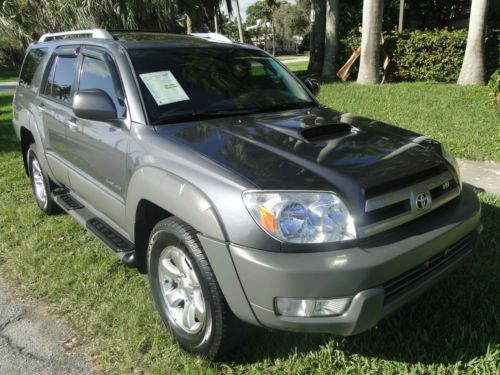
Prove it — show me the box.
[147,224,216,353]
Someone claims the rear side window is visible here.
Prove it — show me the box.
[78,56,126,117]
[19,48,48,90]
[43,55,78,103]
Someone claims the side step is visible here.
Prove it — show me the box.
[57,194,84,210]
[86,218,134,253]
[86,218,136,267]
[52,191,136,268]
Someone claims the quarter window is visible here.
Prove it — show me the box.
[19,48,48,90]
[43,55,78,103]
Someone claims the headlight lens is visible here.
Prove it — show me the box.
[441,145,461,187]
[243,191,356,243]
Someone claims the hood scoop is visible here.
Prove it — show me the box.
[301,122,353,142]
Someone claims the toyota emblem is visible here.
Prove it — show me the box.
[414,192,432,210]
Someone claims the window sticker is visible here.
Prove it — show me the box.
[139,70,190,106]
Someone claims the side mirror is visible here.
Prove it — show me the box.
[304,78,320,96]
[73,90,117,122]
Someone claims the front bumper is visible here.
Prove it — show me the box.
[221,184,481,335]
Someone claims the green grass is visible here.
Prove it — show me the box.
[0,69,19,82]
[277,53,309,61]
[0,91,499,374]
[284,60,309,73]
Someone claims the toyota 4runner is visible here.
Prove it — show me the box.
[12,29,481,359]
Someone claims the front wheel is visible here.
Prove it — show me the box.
[147,217,246,359]
[27,144,59,215]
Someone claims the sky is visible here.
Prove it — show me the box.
[221,0,296,22]
[220,0,257,21]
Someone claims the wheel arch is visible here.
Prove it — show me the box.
[127,166,227,273]
[20,126,35,176]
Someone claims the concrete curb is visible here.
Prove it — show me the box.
[459,159,500,196]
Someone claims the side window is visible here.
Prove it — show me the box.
[43,55,78,103]
[19,48,48,90]
[78,56,126,118]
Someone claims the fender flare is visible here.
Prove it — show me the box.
[125,166,227,242]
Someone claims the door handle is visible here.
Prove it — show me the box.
[67,120,78,129]
[37,104,45,112]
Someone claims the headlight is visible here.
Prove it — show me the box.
[441,145,461,187]
[242,191,356,243]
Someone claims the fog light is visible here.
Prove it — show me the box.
[274,297,351,317]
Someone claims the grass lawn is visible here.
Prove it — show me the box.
[0,89,499,375]
[0,69,19,82]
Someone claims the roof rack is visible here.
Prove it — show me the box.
[38,29,113,42]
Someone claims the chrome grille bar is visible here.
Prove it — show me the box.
[358,170,460,238]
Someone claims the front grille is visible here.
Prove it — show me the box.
[365,164,448,199]
[382,233,474,305]
[363,200,410,225]
[430,179,457,200]
[358,165,460,238]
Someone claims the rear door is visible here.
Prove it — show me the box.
[39,46,80,186]
[66,46,129,227]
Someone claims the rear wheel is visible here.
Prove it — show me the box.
[147,217,246,359]
[28,144,59,215]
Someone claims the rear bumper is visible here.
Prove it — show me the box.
[217,184,481,335]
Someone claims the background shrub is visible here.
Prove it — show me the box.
[393,29,467,82]
[339,28,499,82]
[489,69,500,105]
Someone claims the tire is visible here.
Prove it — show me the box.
[27,144,59,215]
[147,217,246,359]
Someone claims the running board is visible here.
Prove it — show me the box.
[52,191,136,268]
[57,194,84,210]
[86,218,134,253]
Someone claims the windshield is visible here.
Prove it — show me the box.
[128,46,315,124]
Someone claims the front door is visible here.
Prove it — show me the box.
[66,47,129,227]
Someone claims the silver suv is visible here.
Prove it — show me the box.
[12,29,481,359]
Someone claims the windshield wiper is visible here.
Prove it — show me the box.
[153,104,315,125]
[153,109,260,125]
[258,102,315,113]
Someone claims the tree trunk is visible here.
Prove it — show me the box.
[234,0,244,43]
[272,19,276,56]
[186,15,193,34]
[458,0,489,85]
[357,0,384,84]
[308,0,326,74]
[322,0,340,77]
[214,9,219,33]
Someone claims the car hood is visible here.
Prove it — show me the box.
[154,107,447,214]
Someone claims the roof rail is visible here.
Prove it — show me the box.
[38,29,113,42]
[190,33,233,44]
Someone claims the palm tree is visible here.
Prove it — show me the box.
[322,0,339,77]
[458,0,490,85]
[264,0,281,56]
[308,0,326,74]
[234,0,244,42]
[357,0,384,84]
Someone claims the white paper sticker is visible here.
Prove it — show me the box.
[139,70,190,106]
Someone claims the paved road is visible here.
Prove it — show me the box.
[0,82,17,92]
[0,276,90,375]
